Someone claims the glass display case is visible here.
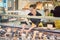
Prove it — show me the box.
[0,13,60,40]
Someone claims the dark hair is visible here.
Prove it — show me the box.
[53,6,60,17]
[30,4,36,9]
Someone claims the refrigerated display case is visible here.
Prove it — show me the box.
[0,24,60,40]
[0,15,59,40]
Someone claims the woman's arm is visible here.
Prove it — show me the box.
[29,24,36,31]
[26,24,36,33]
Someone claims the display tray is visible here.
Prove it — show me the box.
[0,22,60,34]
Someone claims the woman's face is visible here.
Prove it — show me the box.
[29,7,34,12]
[29,7,36,13]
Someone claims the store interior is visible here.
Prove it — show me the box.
[0,0,60,40]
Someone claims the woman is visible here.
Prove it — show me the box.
[21,4,42,34]
[26,4,42,32]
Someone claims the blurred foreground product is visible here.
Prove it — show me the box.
[32,31,39,40]
[5,27,12,38]
[27,34,31,40]
[54,20,60,29]
[12,36,19,40]
[49,35,56,40]
[43,34,48,40]
[21,33,26,40]
[0,26,6,37]
[39,32,43,40]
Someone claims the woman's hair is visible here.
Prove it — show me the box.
[30,4,36,9]
[53,6,60,17]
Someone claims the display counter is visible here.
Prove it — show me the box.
[0,22,60,40]
[0,14,60,40]
[0,21,60,34]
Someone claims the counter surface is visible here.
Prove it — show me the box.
[0,22,60,34]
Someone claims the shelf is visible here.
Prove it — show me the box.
[0,22,60,34]
[1,14,60,20]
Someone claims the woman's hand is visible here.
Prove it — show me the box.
[25,30,31,35]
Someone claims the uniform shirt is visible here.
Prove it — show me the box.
[28,11,41,26]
